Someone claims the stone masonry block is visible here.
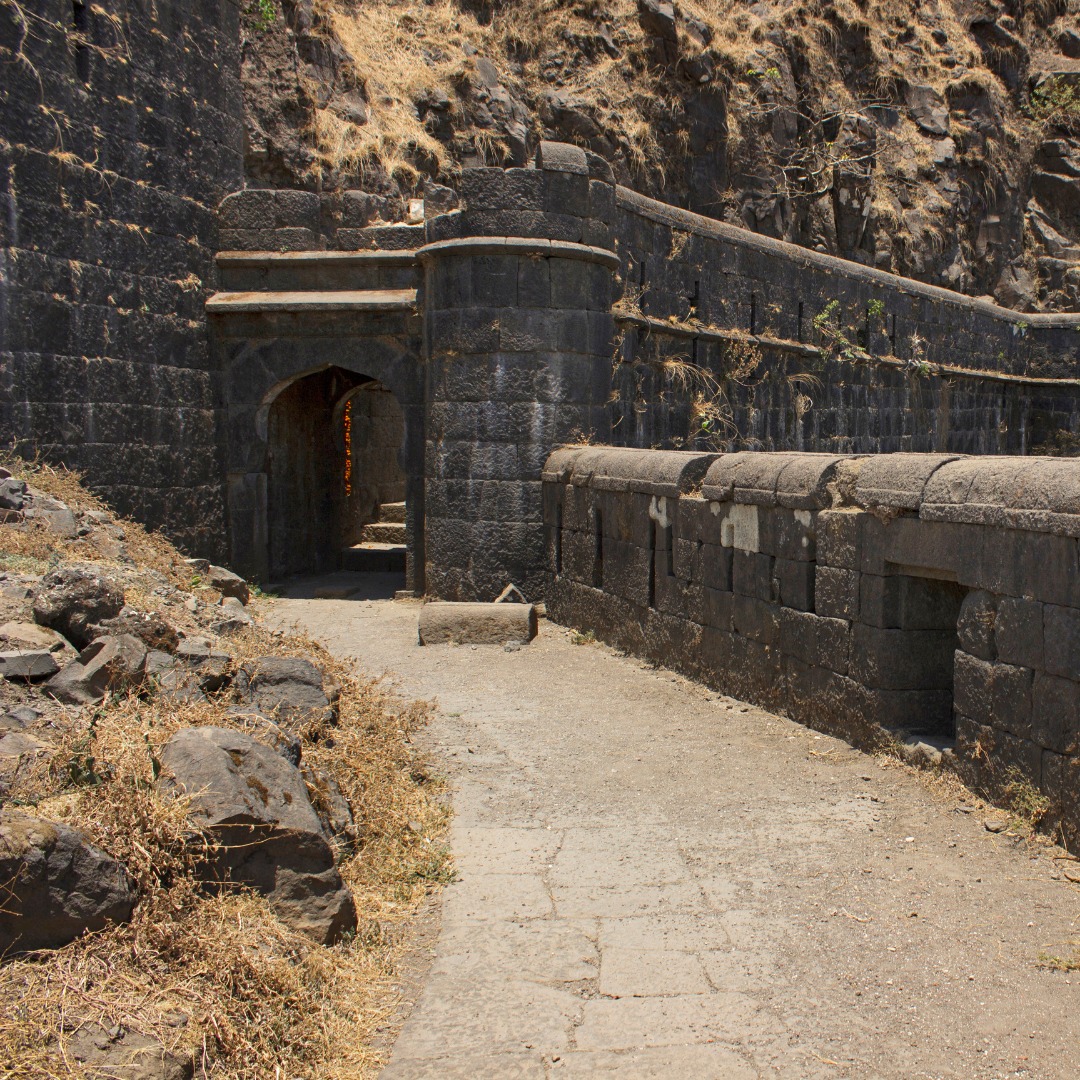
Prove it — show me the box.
[815,567,860,621]
[954,650,1033,737]
[759,507,817,562]
[732,550,776,601]
[1031,671,1080,754]
[851,626,957,690]
[779,608,851,674]
[459,167,544,212]
[732,594,780,645]
[1043,605,1080,680]
[957,590,997,661]
[703,587,733,631]
[994,597,1045,671]
[816,510,863,570]
[701,543,732,591]
[774,558,815,611]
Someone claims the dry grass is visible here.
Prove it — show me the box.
[0,447,193,588]
[0,462,451,1078]
[1,669,450,1078]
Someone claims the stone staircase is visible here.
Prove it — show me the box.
[341,502,406,573]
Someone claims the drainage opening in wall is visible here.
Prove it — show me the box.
[265,367,408,586]
[869,565,967,757]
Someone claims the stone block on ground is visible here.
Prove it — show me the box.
[418,602,539,645]
[46,634,148,705]
[0,620,73,653]
[206,565,251,605]
[0,649,60,681]
[157,727,356,944]
[0,808,136,954]
[32,566,125,648]
[239,656,338,731]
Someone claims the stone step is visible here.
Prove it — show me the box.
[379,501,406,523]
[362,522,406,544]
[340,544,406,573]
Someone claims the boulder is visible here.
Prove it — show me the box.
[0,620,72,653]
[94,607,179,653]
[0,477,27,511]
[240,656,337,732]
[157,727,356,944]
[32,567,125,648]
[174,638,232,692]
[637,0,676,43]
[0,808,136,953]
[418,601,538,645]
[46,634,148,706]
[0,649,60,681]
[206,565,250,605]
[225,707,302,766]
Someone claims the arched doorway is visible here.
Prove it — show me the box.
[264,366,408,582]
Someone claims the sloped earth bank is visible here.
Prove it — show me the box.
[272,584,1080,1080]
[0,460,451,1079]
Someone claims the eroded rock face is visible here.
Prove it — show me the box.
[157,727,356,944]
[0,808,137,954]
[32,566,125,649]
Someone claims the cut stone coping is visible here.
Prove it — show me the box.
[566,448,718,498]
[418,602,538,646]
[702,452,851,509]
[205,289,418,314]
[854,454,962,511]
[922,456,1080,536]
[416,236,621,270]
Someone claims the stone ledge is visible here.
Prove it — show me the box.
[416,237,621,270]
[205,289,418,314]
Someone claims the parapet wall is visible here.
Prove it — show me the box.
[544,447,1080,841]
[610,186,1080,456]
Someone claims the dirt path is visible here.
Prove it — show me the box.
[270,582,1080,1080]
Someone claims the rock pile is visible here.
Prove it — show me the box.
[0,468,362,964]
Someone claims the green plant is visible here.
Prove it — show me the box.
[1027,76,1080,134]
[867,298,886,322]
[813,300,860,361]
[248,0,276,31]
[571,629,596,645]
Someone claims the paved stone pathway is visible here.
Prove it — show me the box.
[273,583,1080,1079]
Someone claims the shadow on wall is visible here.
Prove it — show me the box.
[266,367,406,580]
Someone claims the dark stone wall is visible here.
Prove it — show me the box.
[0,0,244,557]
[611,187,1080,457]
[545,447,1080,845]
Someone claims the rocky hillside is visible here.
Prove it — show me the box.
[0,458,449,1078]
[240,0,1080,311]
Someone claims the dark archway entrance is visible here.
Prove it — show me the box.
[265,366,408,583]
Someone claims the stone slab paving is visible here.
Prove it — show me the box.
[272,587,1080,1079]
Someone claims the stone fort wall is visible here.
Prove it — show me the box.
[0,0,244,557]
[544,446,1080,843]
[210,146,1080,596]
